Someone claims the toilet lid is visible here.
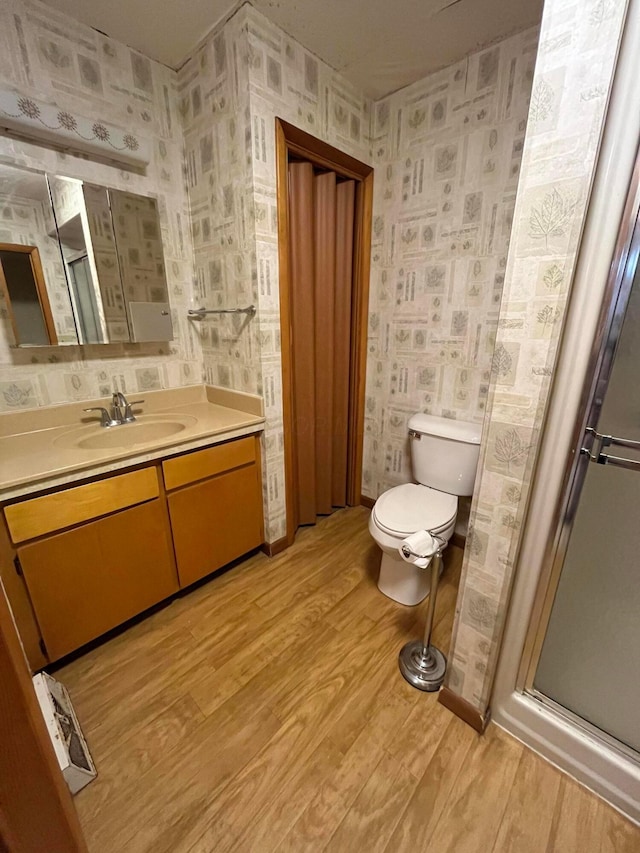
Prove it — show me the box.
[373,483,457,536]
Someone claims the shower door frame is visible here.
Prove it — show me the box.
[520,169,640,758]
[490,0,640,823]
[518,155,640,698]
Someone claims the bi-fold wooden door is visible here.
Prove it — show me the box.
[288,161,356,528]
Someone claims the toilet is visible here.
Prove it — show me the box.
[369,413,481,605]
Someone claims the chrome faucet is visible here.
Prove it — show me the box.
[117,391,145,423]
[111,391,127,424]
[84,391,144,427]
[82,406,120,428]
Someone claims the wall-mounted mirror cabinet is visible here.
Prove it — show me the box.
[0,163,173,346]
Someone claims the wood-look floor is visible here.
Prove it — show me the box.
[57,507,639,852]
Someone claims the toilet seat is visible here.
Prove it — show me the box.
[372,483,457,537]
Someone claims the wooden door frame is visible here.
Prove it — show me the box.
[275,118,373,546]
[0,578,87,851]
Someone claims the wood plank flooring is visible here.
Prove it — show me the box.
[57,507,639,852]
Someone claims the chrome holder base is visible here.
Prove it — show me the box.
[398,640,447,692]
[398,534,447,692]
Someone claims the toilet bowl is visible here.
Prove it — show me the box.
[369,483,457,605]
[369,413,481,606]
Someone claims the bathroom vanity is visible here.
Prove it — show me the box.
[0,385,265,670]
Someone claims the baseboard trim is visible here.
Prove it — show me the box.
[451,532,466,550]
[360,495,375,509]
[438,686,490,733]
[260,536,289,557]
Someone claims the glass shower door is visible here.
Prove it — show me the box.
[533,242,640,755]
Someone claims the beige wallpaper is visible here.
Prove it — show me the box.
[178,7,257,396]
[445,0,628,713]
[0,0,201,410]
[363,28,539,500]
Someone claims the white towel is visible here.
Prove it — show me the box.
[399,530,437,569]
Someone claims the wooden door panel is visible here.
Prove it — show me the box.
[332,179,355,508]
[18,500,178,662]
[0,584,87,852]
[168,465,263,588]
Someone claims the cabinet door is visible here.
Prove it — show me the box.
[19,500,178,662]
[168,464,264,588]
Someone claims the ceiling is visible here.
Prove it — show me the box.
[39,0,543,99]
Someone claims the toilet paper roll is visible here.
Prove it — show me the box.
[399,530,437,569]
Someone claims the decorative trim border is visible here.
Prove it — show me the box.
[0,89,150,168]
[359,494,375,509]
[438,685,490,733]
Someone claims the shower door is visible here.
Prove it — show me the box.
[531,212,640,755]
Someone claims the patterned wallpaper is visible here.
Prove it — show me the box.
[0,0,201,410]
[179,4,372,542]
[363,28,539,500]
[178,8,256,395]
[445,0,628,713]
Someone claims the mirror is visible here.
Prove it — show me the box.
[48,176,127,345]
[0,163,173,347]
[0,165,78,345]
[108,190,173,343]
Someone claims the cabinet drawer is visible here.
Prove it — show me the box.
[18,499,178,662]
[4,467,159,544]
[162,436,256,491]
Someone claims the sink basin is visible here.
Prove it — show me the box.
[55,415,198,451]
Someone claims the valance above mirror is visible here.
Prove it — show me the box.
[0,162,173,346]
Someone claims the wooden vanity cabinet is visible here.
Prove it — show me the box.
[1,432,264,666]
[164,435,264,588]
[4,468,178,663]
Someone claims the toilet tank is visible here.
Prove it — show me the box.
[408,414,481,496]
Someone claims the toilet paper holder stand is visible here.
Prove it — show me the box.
[398,532,448,692]
[400,542,434,561]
